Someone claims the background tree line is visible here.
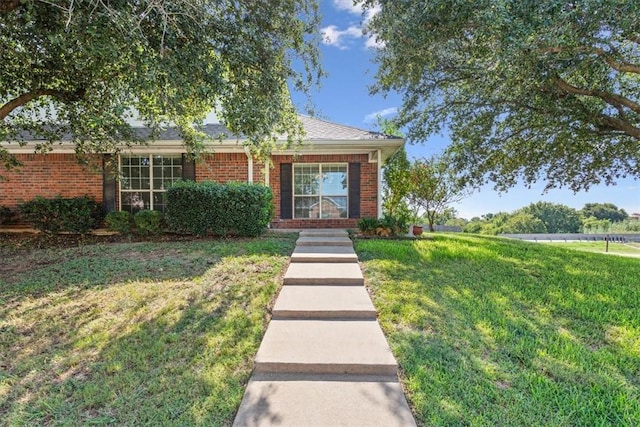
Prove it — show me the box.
[454,202,639,235]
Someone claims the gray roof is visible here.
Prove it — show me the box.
[14,115,397,142]
[149,115,397,141]
[297,115,398,140]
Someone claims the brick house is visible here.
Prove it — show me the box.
[0,115,403,229]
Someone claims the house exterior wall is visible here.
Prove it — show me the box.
[269,153,377,229]
[197,153,249,183]
[0,153,103,209]
[0,151,379,230]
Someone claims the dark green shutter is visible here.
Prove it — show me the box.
[348,162,361,218]
[280,163,293,219]
[182,154,196,181]
[102,154,117,214]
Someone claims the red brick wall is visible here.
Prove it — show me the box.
[198,153,249,183]
[269,154,378,229]
[0,153,103,209]
[0,151,378,230]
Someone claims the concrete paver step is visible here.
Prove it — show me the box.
[299,229,349,237]
[296,236,353,246]
[272,286,376,320]
[254,320,397,375]
[283,262,364,286]
[290,245,358,263]
[233,376,416,427]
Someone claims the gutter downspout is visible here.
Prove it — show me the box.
[244,146,253,183]
[377,149,383,218]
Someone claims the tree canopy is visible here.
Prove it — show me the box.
[581,202,629,222]
[362,0,640,192]
[0,0,321,168]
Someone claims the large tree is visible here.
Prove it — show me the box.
[581,202,629,222]
[521,201,581,233]
[0,0,321,168]
[362,0,640,192]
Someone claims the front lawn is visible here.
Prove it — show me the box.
[356,234,640,426]
[0,234,296,426]
[543,241,640,258]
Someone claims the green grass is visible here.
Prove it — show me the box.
[0,234,297,426]
[543,241,640,257]
[355,234,640,426]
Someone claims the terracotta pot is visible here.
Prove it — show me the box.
[412,225,423,236]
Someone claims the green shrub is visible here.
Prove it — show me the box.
[357,215,408,237]
[18,196,103,234]
[105,211,134,235]
[165,181,274,237]
[134,209,164,236]
[0,206,13,226]
[357,217,379,235]
[380,214,408,236]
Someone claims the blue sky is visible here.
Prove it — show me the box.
[291,0,640,219]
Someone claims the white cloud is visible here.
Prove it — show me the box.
[332,0,363,15]
[321,25,362,49]
[364,107,398,123]
[324,1,382,50]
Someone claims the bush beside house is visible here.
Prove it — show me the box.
[165,181,274,237]
[17,196,103,234]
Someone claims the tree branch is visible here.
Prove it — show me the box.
[597,113,640,140]
[0,88,86,120]
[603,55,640,74]
[552,75,640,115]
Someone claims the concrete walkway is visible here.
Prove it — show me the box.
[233,230,416,426]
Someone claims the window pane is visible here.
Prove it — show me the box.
[322,166,347,195]
[294,164,319,195]
[321,196,347,219]
[153,192,166,212]
[121,192,150,214]
[294,196,320,219]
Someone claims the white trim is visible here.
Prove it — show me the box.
[377,149,383,219]
[244,146,253,183]
[292,163,348,219]
[264,162,270,186]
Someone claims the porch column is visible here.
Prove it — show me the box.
[244,146,253,183]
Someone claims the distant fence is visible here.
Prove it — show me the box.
[432,225,463,232]
[500,233,640,242]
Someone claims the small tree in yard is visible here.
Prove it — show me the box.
[382,146,411,220]
[407,156,469,232]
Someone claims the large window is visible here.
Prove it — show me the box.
[293,164,348,219]
[120,154,182,212]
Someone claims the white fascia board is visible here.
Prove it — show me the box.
[3,138,405,160]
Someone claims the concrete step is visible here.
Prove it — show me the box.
[290,245,358,263]
[233,375,417,427]
[253,320,397,375]
[296,236,353,246]
[283,262,364,286]
[299,229,349,238]
[272,286,376,320]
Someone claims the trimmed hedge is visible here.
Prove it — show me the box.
[165,181,274,237]
[134,209,164,236]
[105,211,134,235]
[17,196,103,234]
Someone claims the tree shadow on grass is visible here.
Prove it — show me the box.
[356,234,640,426]
[0,235,296,425]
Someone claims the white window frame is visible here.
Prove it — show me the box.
[293,163,349,219]
[119,154,182,212]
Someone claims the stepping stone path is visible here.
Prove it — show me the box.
[233,230,416,426]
